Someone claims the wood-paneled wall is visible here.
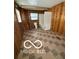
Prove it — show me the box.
[20,8,31,31]
[20,8,40,31]
[14,12,22,59]
[49,2,65,34]
[20,9,44,30]
[14,3,32,59]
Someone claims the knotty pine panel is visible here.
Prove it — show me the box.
[48,2,65,34]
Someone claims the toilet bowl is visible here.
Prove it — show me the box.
[34,22,37,29]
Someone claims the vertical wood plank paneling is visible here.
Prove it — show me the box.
[49,2,65,34]
[52,6,57,32]
[14,11,22,59]
[20,8,30,31]
[58,3,65,34]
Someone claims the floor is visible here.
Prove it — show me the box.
[18,29,65,59]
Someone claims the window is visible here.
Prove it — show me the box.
[30,13,38,20]
[15,9,22,23]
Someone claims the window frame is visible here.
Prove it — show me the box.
[30,13,39,21]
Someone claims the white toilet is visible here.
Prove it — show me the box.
[34,22,37,29]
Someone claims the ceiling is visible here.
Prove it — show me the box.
[15,0,64,10]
